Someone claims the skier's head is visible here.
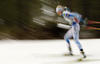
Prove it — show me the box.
[56,5,64,16]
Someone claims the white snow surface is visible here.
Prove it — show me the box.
[0,39,100,64]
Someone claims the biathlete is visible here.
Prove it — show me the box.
[56,5,86,58]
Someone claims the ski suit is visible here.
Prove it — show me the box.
[62,10,83,50]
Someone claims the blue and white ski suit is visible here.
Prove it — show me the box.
[62,10,83,50]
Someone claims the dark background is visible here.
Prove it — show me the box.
[0,0,100,39]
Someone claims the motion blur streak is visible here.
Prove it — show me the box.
[0,0,99,39]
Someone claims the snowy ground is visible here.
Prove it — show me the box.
[0,39,100,64]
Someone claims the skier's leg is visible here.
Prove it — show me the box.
[72,23,86,58]
[66,39,73,55]
[64,28,73,55]
[73,32,83,50]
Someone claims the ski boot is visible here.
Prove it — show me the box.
[69,47,73,56]
[80,49,86,58]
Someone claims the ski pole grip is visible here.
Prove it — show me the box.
[55,0,59,4]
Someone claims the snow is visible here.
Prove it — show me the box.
[0,39,100,64]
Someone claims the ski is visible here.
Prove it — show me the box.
[33,53,82,57]
[77,58,86,61]
[75,58,100,62]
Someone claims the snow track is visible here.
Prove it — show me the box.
[0,39,100,64]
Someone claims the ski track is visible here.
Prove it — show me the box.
[0,39,100,64]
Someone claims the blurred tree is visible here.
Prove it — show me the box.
[0,0,17,28]
[0,0,99,39]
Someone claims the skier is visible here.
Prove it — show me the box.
[56,5,86,58]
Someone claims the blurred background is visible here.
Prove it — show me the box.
[0,0,99,39]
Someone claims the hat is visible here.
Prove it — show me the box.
[56,5,64,12]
